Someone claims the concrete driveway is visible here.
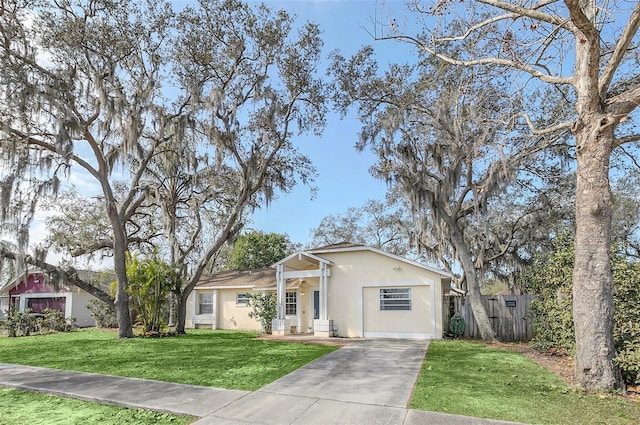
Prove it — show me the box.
[195,339,525,425]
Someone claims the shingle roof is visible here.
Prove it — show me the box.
[308,242,364,251]
[195,268,277,289]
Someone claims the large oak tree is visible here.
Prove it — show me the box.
[330,49,568,341]
[377,0,640,390]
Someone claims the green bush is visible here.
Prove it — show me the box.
[2,307,76,337]
[125,252,174,333]
[247,292,277,334]
[1,307,35,337]
[86,299,118,328]
[40,308,75,333]
[526,234,576,355]
[524,234,640,385]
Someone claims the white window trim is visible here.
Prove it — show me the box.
[16,292,72,318]
[285,291,297,316]
[236,292,250,306]
[379,287,412,311]
[198,292,213,315]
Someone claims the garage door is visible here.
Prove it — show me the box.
[362,286,431,338]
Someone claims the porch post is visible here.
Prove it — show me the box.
[313,262,334,337]
[272,263,290,335]
[320,263,329,320]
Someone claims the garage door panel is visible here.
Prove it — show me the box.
[363,286,430,335]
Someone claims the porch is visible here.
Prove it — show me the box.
[271,251,335,338]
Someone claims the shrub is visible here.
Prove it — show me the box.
[247,292,276,334]
[1,307,36,337]
[86,299,118,328]
[1,307,76,336]
[125,252,174,333]
[40,308,65,332]
[525,234,640,385]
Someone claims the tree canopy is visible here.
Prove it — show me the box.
[329,48,569,341]
[308,198,413,257]
[223,231,293,270]
[0,0,326,336]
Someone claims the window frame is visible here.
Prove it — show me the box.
[236,292,250,306]
[285,291,297,315]
[379,288,412,311]
[198,292,213,315]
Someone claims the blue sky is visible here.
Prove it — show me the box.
[25,1,420,263]
[240,0,419,245]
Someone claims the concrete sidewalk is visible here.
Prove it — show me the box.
[0,339,527,425]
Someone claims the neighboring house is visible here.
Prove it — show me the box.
[0,270,109,327]
[187,243,451,339]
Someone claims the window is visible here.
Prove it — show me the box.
[380,288,411,311]
[236,293,250,306]
[27,297,66,314]
[285,291,297,315]
[198,292,213,314]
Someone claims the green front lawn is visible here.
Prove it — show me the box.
[0,388,193,425]
[412,340,640,425]
[0,329,337,391]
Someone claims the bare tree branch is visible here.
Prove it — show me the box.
[599,2,640,97]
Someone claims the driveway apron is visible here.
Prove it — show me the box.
[261,339,427,407]
[197,339,429,425]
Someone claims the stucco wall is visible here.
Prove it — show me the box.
[217,289,260,331]
[70,292,96,327]
[319,250,444,338]
[188,288,261,331]
[362,285,430,336]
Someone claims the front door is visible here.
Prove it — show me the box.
[313,290,319,319]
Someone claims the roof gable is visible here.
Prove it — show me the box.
[308,245,451,278]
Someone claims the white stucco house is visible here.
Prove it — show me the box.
[187,243,451,339]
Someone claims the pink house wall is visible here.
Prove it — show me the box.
[8,273,54,295]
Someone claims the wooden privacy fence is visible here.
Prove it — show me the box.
[442,294,534,342]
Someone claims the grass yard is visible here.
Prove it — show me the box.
[0,329,337,391]
[412,340,640,425]
[0,388,192,425]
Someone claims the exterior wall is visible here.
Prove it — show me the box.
[0,296,8,319]
[320,250,444,339]
[188,288,261,331]
[218,289,260,331]
[185,291,195,328]
[362,285,430,338]
[69,292,96,327]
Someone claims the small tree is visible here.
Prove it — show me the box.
[247,292,277,334]
[224,232,292,271]
[125,253,174,333]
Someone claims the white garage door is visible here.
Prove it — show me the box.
[362,286,431,338]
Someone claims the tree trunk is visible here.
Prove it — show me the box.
[572,117,622,390]
[108,203,134,338]
[175,289,188,335]
[113,244,134,338]
[449,222,495,341]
